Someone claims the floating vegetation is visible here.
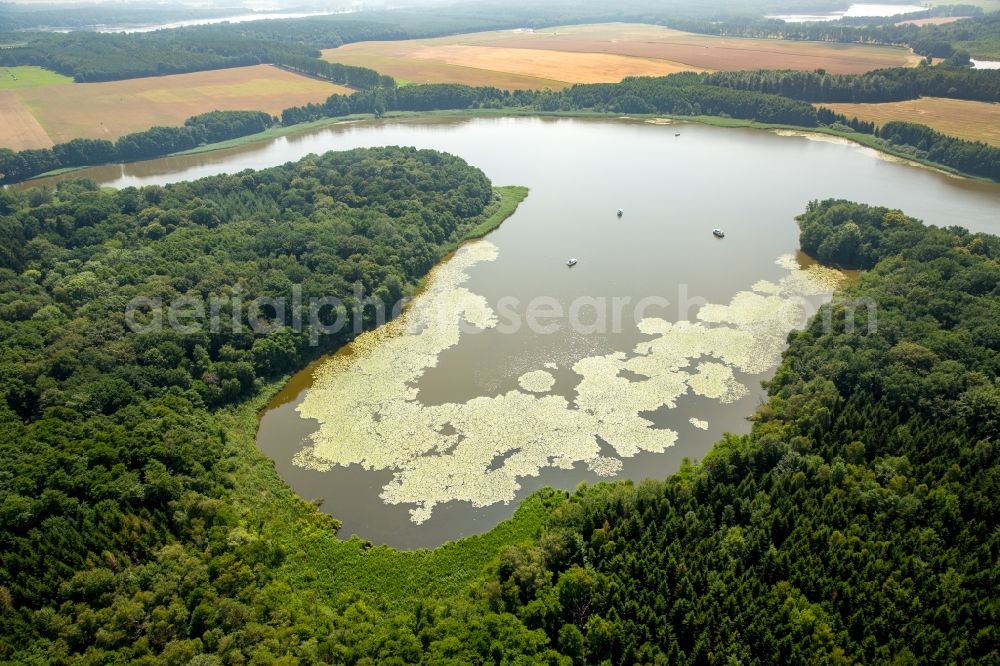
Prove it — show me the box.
[689,418,709,431]
[518,370,557,393]
[296,243,845,524]
[588,456,625,476]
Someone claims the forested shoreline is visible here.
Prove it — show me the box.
[1,153,997,660]
[0,148,516,663]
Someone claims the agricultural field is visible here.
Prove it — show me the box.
[896,16,971,26]
[0,66,73,89]
[0,91,54,150]
[825,97,1000,146]
[1,64,349,149]
[322,23,920,90]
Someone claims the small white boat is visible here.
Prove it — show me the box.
[566,258,578,267]
[713,229,725,238]
[617,208,624,218]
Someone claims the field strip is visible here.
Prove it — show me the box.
[323,50,571,89]
[408,45,706,83]
[0,90,53,150]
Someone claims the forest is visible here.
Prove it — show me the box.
[701,66,1000,104]
[0,147,506,662]
[1,145,997,661]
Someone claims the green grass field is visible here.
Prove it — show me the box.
[0,66,72,89]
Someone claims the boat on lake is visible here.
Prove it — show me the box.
[713,229,725,238]
[617,208,624,218]
[566,258,578,267]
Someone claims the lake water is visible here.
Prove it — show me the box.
[768,3,925,22]
[60,10,350,34]
[972,60,1000,70]
[31,116,1000,548]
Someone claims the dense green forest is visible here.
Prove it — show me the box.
[1,146,997,661]
[0,27,314,82]
[702,66,1000,103]
[873,121,1000,180]
[0,147,522,663]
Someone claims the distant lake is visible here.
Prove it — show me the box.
[972,60,1000,70]
[31,116,1000,548]
[768,3,925,22]
[50,10,351,34]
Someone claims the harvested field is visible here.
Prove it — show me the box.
[410,45,700,83]
[824,97,1000,146]
[322,44,569,89]
[11,65,350,145]
[488,24,920,75]
[896,16,971,26]
[0,90,53,150]
[323,23,920,89]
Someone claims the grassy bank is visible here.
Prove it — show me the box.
[215,184,554,605]
[171,113,376,156]
[459,185,529,243]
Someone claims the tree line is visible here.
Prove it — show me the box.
[876,120,1000,180]
[0,111,275,184]
[273,54,395,91]
[701,66,1000,103]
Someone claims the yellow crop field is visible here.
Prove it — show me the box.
[4,65,350,148]
[323,23,920,90]
[0,90,54,150]
[824,98,1000,146]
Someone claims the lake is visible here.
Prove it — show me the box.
[768,3,925,22]
[94,11,348,34]
[32,116,1000,548]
